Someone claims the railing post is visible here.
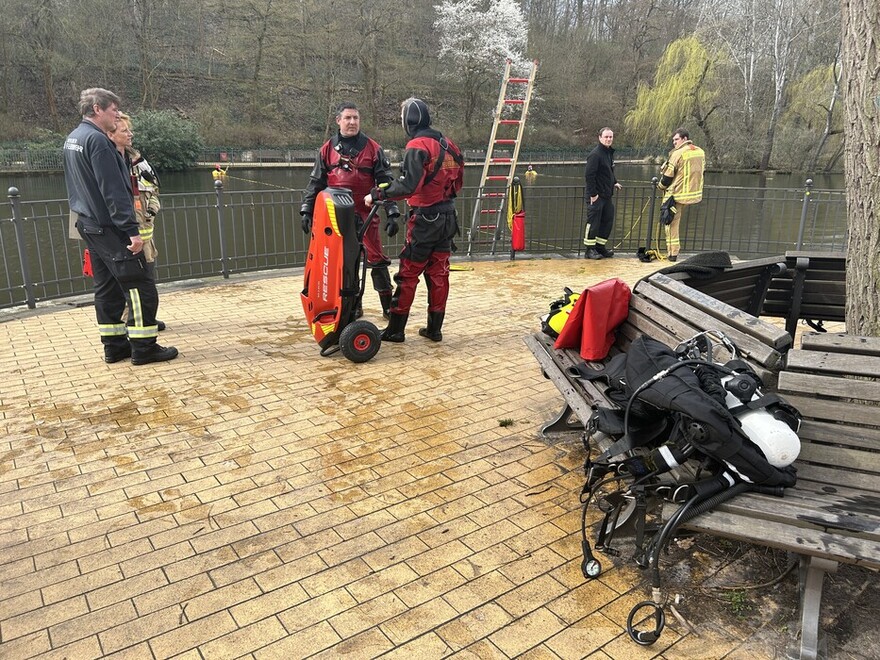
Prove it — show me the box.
[796,178,813,250]
[8,187,37,309]
[214,179,230,279]
[645,177,659,251]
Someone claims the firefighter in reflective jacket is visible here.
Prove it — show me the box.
[301,102,400,317]
[365,97,464,343]
[656,127,705,261]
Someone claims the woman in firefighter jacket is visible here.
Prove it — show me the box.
[108,113,166,330]
[365,97,464,343]
[300,103,401,318]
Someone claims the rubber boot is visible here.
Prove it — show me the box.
[585,247,603,260]
[418,311,445,342]
[378,292,392,319]
[381,312,408,343]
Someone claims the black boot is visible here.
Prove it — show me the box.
[104,342,132,364]
[585,247,603,260]
[131,343,179,366]
[378,292,392,319]
[418,311,445,342]
[381,312,409,343]
[596,245,614,258]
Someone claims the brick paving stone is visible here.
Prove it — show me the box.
[0,258,808,659]
[196,616,288,659]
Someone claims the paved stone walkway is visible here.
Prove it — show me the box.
[0,256,859,659]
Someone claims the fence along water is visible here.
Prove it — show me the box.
[1,178,846,311]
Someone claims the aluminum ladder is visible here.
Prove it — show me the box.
[466,59,538,256]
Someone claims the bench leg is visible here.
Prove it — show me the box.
[540,403,583,436]
[797,555,837,660]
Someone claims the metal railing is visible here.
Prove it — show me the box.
[1,179,846,311]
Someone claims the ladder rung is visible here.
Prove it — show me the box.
[486,175,508,180]
[477,225,497,230]
[494,139,517,145]
[483,192,505,197]
[508,78,529,83]
[490,158,512,163]
[480,209,500,214]
[499,120,520,125]
[504,99,524,104]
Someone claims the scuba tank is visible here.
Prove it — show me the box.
[721,375,801,469]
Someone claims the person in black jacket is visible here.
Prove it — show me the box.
[63,88,177,365]
[583,127,622,259]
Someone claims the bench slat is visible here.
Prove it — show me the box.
[670,507,880,570]
[709,490,880,536]
[778,371,880,402]
[780,393,880,427]
[785,350,880,378]
[800,332,880,356]
[797,442,880,476]
[796,419,880,451]
[794,464,880,493]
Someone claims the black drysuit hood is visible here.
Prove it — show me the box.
[401,98,431,137]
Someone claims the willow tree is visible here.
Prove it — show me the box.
[624,36,721,161]
[783,55,843,172]
[840,0,879,335]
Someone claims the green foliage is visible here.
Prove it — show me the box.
[624,37,720,145]
[784,65,841,130]
[726,589,752,617]
[131,111,204,171]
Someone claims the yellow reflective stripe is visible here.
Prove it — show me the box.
[98,323,127,337]
[128,326,159,338]
[129,288,144,328]
[325,197,341,236]
[138,226,154,240]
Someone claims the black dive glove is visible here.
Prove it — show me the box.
[301,213,312,234]
[385,217,399,237]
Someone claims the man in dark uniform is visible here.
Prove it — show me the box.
[364,97,464,343]
[583,127,622,259]
[63,88,177,365]
[300,102,400,318]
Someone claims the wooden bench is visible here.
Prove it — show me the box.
[525,274,876,659]
[670,332,880,659]
[524,271,792,437]
[763,251,847,337]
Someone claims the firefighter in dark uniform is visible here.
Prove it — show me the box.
[364,97,464,343]
[63,88,177,365]
[300,102,400,318]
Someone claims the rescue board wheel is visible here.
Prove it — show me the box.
[339,320,381,363]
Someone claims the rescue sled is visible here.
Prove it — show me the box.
[300,187,382,363]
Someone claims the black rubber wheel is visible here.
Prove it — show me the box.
[339,320,381,363]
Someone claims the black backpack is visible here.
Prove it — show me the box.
[571,332,800,647]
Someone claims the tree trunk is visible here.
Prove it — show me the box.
[841,0,880,335]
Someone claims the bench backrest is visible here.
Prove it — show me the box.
[618,273,792,386]
[776,333,880,493]
[763,251,846,336]
[663,255,788,316]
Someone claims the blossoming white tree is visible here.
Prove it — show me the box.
[434,0,528,137]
